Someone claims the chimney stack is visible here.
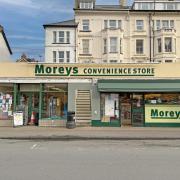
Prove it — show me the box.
[120,0,126,7]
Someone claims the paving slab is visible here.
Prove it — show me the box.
[0,127,180,140]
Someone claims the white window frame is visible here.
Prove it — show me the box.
[66,31,70,43]
[156,20,161,30]
[59,31,64,43]
[104,20,108,29]
[66,51,70,63]
[120,38,123,54]
[157,38,162,53]
[104,39,107,54]
[59,51,64,62]
[110,37,118,53]
[80,2,93,9]
[118,20,122,29]
[82,20,90,31]
[136,39,144,54]
[53,51,56,63]
[109,20,116,29]
[164,37,172,53]
[53,31,57,43]
[82,39,90,54]
[136,20,144,31]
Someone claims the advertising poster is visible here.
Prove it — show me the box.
[14,112,23,126]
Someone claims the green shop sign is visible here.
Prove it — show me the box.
[151,109,180,119]
[35,64,155,77]
[145,105,180,123]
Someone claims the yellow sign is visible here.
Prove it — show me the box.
[145,105,180,123]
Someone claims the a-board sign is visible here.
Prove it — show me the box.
[13,112,23,126]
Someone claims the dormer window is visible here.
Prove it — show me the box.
[80,2,93,9]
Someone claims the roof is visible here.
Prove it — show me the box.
[16,53,38,63]
[0,25,12,55]
[43,19,78,28]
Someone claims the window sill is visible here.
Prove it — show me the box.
[79,54,92,56]
[109,52,118,54]
[134,30,145,32]
[134,54,146,56]
[79,30,92,32]
[52,43,70,45]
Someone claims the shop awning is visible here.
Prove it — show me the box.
[98,79,180,92]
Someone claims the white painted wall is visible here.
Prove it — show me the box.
[45,27,76,63]
[0,32,11,61]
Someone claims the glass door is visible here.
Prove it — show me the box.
[132,93,144,126]
[120,94,132,126]
[19,92,39,125]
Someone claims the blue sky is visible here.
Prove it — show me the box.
[0,0,133,61]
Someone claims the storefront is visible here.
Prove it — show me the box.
[1,62,180,127]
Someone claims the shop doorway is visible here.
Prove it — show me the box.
[100,93,144,127]
[120,94,131,126]
[19,92,39,126]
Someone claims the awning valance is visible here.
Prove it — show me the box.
[98,79,180,92]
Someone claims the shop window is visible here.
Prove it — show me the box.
[101,93,119,123]
[42,84,68,120]
[0,84,14,121]
[145,93,180,105]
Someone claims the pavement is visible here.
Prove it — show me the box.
[1,126,180,140]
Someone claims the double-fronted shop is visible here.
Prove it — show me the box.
[1,63,180,127]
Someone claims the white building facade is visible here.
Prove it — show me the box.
[0,25,12,61]
[44,20,77,63]
[74,0,180,63]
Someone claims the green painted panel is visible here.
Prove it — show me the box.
[145,123,180,127]
[92,120,121,127]
[98,80,180,92]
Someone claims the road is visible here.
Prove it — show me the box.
[0,139,180,180]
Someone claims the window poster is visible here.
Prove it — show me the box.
[0,93,13,118]
[105,94,115,116]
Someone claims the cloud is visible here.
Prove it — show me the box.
[0,0,73,14]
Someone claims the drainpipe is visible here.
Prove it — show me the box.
[149,14,152,62]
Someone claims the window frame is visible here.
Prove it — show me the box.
[59,31,64,43]
[110,37,118,53]
[82,19,90,31]
[164,37,172,53]
[82,39,90,54]
[59,51,64,63]
[136,20,144,31]
[136,39,144,54]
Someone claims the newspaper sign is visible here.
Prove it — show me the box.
[14,112,23,126]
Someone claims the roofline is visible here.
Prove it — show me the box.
[0,26,12,55]
[130,9,180,13]
[74,8,180,13]
[74,8,130,12]
[43,19,78,29]
[43,24,78,29]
